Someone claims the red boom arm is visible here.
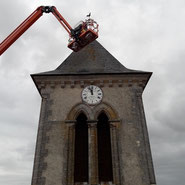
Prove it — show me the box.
[0,6,42,55]
[0,6,73,55]
[0,6,99,55]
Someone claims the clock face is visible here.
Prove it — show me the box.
[82,85,103,105]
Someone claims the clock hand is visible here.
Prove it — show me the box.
[91,86,94,95]
[89,86,93,95]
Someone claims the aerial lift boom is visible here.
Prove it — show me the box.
[0,6,99,55]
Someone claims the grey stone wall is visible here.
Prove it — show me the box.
[31,74,156,185]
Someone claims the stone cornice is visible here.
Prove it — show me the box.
[36,78,147,90]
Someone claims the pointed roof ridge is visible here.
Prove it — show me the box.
[33,40,150,76]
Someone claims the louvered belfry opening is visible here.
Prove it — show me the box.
[74,113,88,183]
[97,112,113,182]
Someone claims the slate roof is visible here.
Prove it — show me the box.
[33,40,150,76]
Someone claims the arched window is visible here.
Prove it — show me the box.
[97,112,113,182]
[74,113,88,183]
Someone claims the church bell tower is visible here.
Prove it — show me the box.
[31,41,156,185]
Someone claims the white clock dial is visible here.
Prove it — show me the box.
[82,85,103,105]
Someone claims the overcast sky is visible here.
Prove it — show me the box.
[0,0,185,185]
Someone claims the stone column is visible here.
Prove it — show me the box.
[136,91,156,184]
[66,122,75,185]
[110,121,121,185]
[88,121,98,185]
[31,93,52,185]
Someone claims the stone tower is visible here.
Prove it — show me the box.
[31,41,156,185]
